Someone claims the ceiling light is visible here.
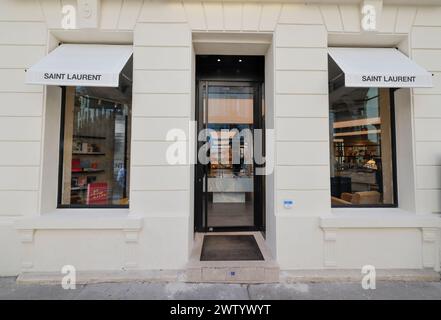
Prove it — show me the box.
[238,59,242,62]
[217,58,221,62]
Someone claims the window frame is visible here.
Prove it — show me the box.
[56,86,130,209]
[330,88,399,209]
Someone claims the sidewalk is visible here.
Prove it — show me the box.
[0,277,440,300]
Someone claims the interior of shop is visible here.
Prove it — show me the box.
[328,55,396,207]
[59,58,133,207]
[206,85,255,227]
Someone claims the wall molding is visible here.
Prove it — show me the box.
[323,228,338,267]
[422,227,440,271]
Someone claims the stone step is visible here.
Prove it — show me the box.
[280,269,441,283]
[185,231,280,283]
[17,270,182,285]
[186,265,279,283]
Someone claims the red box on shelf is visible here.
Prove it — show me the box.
[71,158,81,172]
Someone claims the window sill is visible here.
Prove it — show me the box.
[320,208,441,229]
[14,210,143,243]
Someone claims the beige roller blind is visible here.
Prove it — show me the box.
[208,98,253,124]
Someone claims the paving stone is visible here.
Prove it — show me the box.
[1,277,441,300]
[248,282,441,300]
[0,281,85,300]
[74,282,132,300]
[161,283,249,300]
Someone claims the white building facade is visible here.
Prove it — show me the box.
[0,0,441,281]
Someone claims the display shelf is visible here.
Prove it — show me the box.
[333,139,382,173]
[71,186,87,191]
[72,169,104,174]
[338,144,380,147]
[73,135,106,140]
[338,155,380,158]
[72,152,105,156]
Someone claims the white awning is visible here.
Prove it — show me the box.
[328,47,433,88]
[26,44,133,87]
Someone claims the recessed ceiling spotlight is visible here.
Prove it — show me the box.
[238,59,242,62]
[217,58,221,62]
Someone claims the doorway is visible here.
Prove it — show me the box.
[194,55,265,232]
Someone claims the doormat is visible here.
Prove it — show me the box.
[200,235,264,261]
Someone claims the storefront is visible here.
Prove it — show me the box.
[0,0,440,282]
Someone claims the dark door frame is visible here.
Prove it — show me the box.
[194,80,265,232]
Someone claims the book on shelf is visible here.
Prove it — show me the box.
[87,182,108,205]
[78,176,87,187]
[71,159,81,172]
[80,159,91,168]
[73,140,101,153]
[73,141,82,152]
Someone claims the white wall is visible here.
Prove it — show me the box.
[273,5,331,268]
[265,42,277,257]
[0,0,47,275]
[411,7,441,214]
[395,88,416,212]
[130,2,193,269]
[0,0,440,275]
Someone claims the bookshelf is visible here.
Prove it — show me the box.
[72,152,105,156]
[72,169,105,174]
[73,135,106,140]
[62,87,131,206]
[70,133,109,205]
[334,141,381,170]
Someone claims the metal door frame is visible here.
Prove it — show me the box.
[194,80,265,232]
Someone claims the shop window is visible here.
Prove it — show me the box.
[329,60,397,207]
[58,69,132,208]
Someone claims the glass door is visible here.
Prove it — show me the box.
[195,81,263,231]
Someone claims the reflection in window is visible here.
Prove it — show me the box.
[206,85,255,227]
[329,85,396,207]
[59,83,132,207]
